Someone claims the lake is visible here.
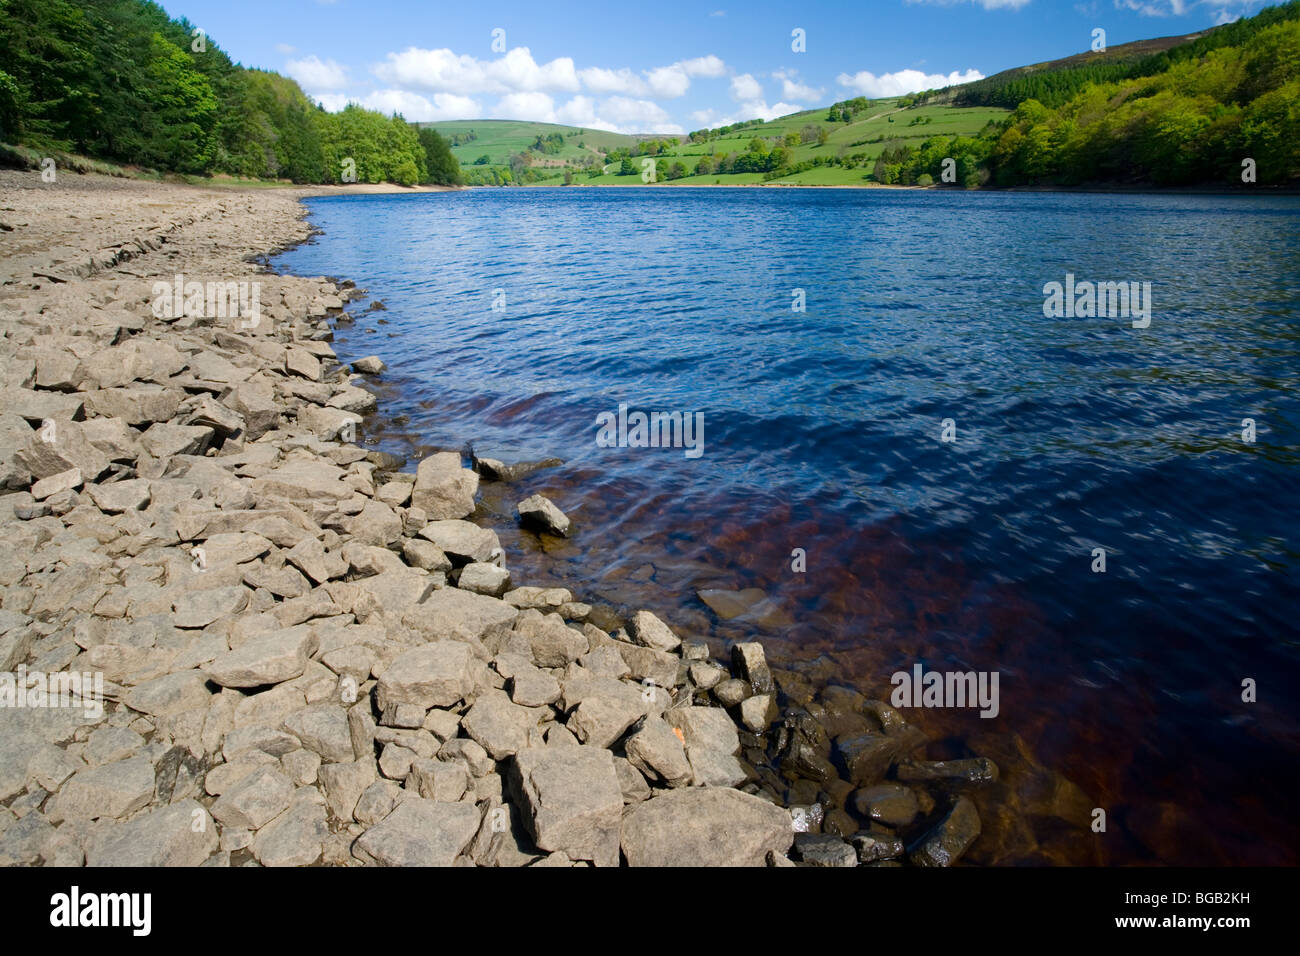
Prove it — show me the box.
[276,186,1300,865]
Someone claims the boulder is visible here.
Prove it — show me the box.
[510,746,623,867]
[411,452,478,520]
[621,788,793,867]
[517,494,571,537]
[353,798,479,866]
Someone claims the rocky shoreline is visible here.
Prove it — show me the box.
[0,169,997,866]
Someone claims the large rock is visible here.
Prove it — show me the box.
[461,689,537,759]
[403,587,518,647]
[51,755,155,821]
[353,798,479,866]
[123,670,213,718]
[621,788,793,867]
[628,610,681,652]
[210,767,294,830]
[86,800,217,866]
[664,706,740,755]
[516,494,571,537]
[253,460,354,501]
[376,642,475,711]
[172,585,250,628]
[624,715,692,787]
[205,626,318,688]
[416,519,500,564]
[515,612,587,668]
[510,746,623,867]
[253,796,328,866]
[411,452,478,520]
[86,478,151,513]
[909,796,981,867]
[282,703,355,763]
[15,420,109,481]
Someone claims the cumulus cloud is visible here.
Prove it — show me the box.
[773,69,824,102]
[600,97,683,134]
[373,47,580,95]
[285,55,348,91]
[730,73,764,101]
[578,54,726,98]
[836,67,985,97]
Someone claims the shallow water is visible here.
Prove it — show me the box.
[276,187,1300,865]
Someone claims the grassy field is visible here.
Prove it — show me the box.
[420,100,1009,187]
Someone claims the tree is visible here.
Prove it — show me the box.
[417,126,462,185]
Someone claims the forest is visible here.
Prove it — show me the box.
[0,0,462,185]
[885,4,1300,187]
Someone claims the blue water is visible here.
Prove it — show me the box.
[277,187,1300,864]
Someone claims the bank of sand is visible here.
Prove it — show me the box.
[0,169,987,867]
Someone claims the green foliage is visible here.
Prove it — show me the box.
[0,0,434,184]
[418,126,462,185]
[890,7,1300,188]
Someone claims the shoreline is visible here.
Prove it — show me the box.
[0,169,996,867]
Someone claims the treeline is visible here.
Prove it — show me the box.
[884,12,1300,187]
[0,0,461,185]
[924,0,1300,111]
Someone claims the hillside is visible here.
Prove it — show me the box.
[422,101,1008,188]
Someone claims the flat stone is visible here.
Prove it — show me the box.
[123,670,212,718]
[664,706,740,755]
[52,755,155,821]
[510,746,622,867]
[793,832,858,867]
[353,798,479,866]
[31,468,82,500]
[86,478,152,513]
[253,795,328,866]
[416,519,500,564]
[698,587,767,620]
[210,767,294,830]
[621,788,793,867]
[86,799,217,866]
[376,641,475,711]
[172,585,250,628]
[461,689,536,760]
[457,562,511,597]
[282,703,355,762]
[205,626,317,688]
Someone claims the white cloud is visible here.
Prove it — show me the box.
[314,93,351,112]
[578,66,647,95]
[554,96,621,132]
[600,97,683,134]
[773,69,824,102]
[275,43,297,55]
[285,55,348,91]
[579,55,727,99]
[836,67,985,97]
[311,90,482,122]
[730,73,764,101]
[495,91,559,123]
[373,47,580,95]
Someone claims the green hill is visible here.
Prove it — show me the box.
[420,102,1008,187]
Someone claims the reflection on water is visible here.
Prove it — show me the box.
[277,187,1300,865]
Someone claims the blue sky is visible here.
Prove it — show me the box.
[161,0,1283,133]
